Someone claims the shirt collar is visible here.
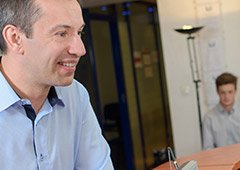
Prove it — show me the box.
[217,102,236,115]
[0,69,21,112]
[0,64,64,111]
[48,86,64,107]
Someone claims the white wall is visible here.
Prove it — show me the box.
[156,0,240,157]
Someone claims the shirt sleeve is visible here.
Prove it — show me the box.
[74,86,114,170]
[202,115,215,150]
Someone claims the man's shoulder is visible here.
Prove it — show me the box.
[204,104,220,119]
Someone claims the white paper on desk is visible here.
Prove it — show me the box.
[180,160,198,170]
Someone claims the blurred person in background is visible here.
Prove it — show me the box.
[202,72,240,150]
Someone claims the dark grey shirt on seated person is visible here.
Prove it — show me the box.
[202,103,240,150]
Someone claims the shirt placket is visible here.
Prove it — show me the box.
[23,104,50,170]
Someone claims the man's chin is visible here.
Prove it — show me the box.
[221,102,233,108]
[54,78,74,87]
[62,81,73,86]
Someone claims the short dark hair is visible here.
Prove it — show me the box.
[0,0,42,54]
[216,72,237,90]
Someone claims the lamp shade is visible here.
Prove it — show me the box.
[175,26,203,35]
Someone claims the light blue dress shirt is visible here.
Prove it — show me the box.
[202,103,240,150]
[0,71,114,170]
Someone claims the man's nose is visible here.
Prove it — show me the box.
[68,35,86,57]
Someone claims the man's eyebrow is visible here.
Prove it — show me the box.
[48,24,85,33]
[48,25,70,33]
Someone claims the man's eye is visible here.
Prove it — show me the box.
[56,31,67,37]
[78,31,85,37]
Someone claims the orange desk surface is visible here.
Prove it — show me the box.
[153,144,240,170]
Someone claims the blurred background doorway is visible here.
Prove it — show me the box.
[75,1,173,169]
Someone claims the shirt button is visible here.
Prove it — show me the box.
[40,154,45,162]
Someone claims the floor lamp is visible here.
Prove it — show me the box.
[174,25,204,145]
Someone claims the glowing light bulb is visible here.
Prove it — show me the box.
[182,25,193,30]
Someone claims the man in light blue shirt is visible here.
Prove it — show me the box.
[202,72,240,150]
[0,0,114,169]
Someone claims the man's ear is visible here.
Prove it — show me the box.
[2,24,24,54]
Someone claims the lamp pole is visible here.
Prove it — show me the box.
[175,26,204,146]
